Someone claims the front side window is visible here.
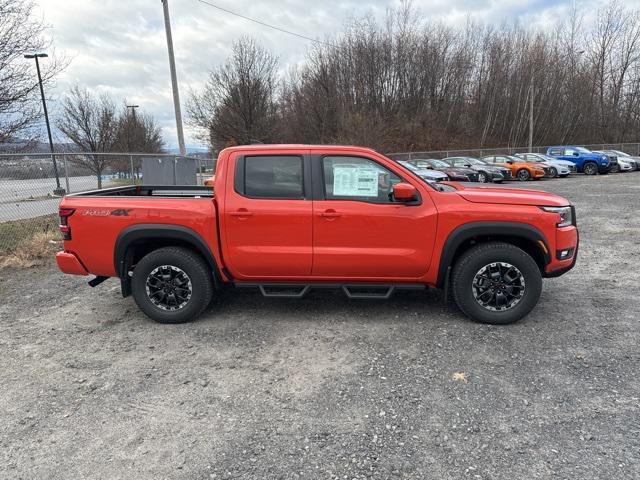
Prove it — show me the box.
[242,155,303,199]
[323,156,402,203]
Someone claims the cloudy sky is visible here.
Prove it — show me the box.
[33,0,637,150]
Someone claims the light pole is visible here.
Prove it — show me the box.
[24,53,65,195]
[528,50,584,152]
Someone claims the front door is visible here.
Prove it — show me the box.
[222,152,312,279]
[311,154,437,280]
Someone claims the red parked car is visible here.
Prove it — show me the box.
[56,145,578,325]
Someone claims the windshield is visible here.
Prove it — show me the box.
[575,147,592,153]
[428,159,451,168]
[398,160,419,171]
[452,157,484,165]
[611,150,629,157]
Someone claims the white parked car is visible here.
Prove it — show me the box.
[515,153,575,177]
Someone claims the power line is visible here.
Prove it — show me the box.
[195,0,334,47]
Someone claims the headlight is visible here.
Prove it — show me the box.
[541,206,574,227]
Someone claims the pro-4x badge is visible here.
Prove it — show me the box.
[110,209,132,216]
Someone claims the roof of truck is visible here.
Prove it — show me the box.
[219,144,379,154]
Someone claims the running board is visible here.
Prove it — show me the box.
[234,282,426,299]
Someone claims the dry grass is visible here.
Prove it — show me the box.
[0,231,61,269]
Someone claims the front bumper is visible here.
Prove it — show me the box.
[544,226,579,278]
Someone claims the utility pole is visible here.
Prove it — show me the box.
[126,104,139,119]
[25,53,65,195]
[161,0,186,156]
[529,76,534,153]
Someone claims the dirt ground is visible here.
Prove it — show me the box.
[1,173,639,479]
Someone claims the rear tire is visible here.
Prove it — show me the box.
[451,242,542,325]
[583,162,598,175]
[132,247,214,324]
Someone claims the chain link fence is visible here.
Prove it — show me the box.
[0,152,216,255]
[386,142,640,160]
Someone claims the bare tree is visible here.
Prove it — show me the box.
[0,0,64,145]
[114,106,164,153]
[188,37,279,149]
[57,86,119,188]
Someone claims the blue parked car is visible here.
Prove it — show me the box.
[546,146,612,175]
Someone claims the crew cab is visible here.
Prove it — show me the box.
[56,145,579,325]
[546,146,612,175]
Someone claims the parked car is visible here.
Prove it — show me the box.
[55,144,578,326]
[444,157,511,183]
[515,153,575,177]
[546,146,612,175]
[408,158,480,182]
[398,160,449,182]
[593,151,634,172]
[481,155,548,181]
[602,150,640,171]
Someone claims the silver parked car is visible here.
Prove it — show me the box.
[600,150,640,171]
[398,160,449,182]
[515,153,575,177]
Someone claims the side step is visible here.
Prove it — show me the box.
[235,282,426,299]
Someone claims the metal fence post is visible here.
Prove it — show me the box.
[173,156,177,185]
[130,155,134,182]
[63,154,71,194]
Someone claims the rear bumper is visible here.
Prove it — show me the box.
[56,251,88,276]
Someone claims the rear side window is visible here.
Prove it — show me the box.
[240,155,304,199]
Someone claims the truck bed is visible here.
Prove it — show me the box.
[68,185,214,198]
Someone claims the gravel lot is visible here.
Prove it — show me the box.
[1,173,639,479]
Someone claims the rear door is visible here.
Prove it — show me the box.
[311,153,437,279]
[222,150,312,279]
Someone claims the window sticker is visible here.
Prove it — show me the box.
[332,165,379,196]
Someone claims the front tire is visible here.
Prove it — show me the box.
[516,169,531,181]
[583,162,598,175]
[478,172,489,183]
[132,247,214,324]
[451,242,542,325]
[549,167,558,178]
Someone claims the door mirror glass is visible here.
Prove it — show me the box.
[393,183,418,202]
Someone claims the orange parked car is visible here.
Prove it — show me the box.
[481,155,550,181]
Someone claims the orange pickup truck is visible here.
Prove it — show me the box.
[56,145,578,325]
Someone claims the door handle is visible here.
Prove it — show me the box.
[230,209,253,218]
[320,209,341,219]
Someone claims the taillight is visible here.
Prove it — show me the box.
[59,207,75,240]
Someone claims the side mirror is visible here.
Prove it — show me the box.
[204,176,215,187]
[573,152,580,156]
[393,182,418,202]
[464,163,471,168]
[506,159,514,164]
